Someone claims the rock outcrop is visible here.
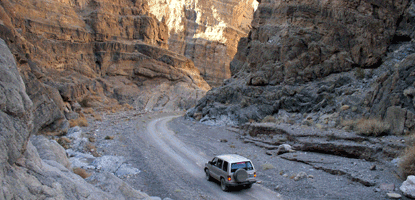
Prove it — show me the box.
[0,38,152,200]
[147,0,258,86]
[0,0,210,134]
[187,0,415,134]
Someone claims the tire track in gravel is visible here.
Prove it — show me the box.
[146,115,282,200]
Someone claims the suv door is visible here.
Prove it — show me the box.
[222,161,229,178]
[211,158,223,180]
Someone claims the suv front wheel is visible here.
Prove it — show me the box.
[205,169,212,181]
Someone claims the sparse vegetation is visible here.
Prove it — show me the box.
[80,95,103,107]
[105,136,114,140]
[261,163,275,170]
[355,68,365,79]
[73,167,91,179]
[85,143,96,152]
[92,113,102,121]
[261,115,277,123]
[241,99,249,108]
[399,145,415,178]
[69,116,89,127]
[123,103,134,110]
[356,119,390,136]
[88,137,96,142]
[83,108,94,114]
[57,137,71,149]
[341,118,390,136]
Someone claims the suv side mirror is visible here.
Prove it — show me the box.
[208,161,212,165]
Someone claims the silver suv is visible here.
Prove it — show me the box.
[204,154,257,191]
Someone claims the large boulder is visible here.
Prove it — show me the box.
[400,175,415,198]
[30,135,72,170]
[87,172,149,199]
[0,38,33,165]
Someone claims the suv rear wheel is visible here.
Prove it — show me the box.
[220,178,228,191]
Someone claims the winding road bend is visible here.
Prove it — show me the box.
[145,115,282,200]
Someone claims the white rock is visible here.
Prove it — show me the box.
[294,172,307,181]
[386,192,402,199]
[400,175,415,198]
[92,156,125,173]
[67,126,82,139]
[115,163,141,177]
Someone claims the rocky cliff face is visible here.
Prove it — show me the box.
[0,39,151,200]
[187,0,415,134]
[0,0,210,134]
[147,0,258,86]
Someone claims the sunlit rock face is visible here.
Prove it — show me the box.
[148,0,258,86]
[0,0,210,134]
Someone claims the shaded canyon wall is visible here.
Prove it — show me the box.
[188,0,415,134]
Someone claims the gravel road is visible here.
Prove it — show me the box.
[85,111,408,200]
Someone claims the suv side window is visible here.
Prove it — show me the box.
[222,161,228,172]
[211,158,217,166]
[216,159,223,168]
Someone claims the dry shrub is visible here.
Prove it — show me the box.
[57,137,71,149]
[85,143,96,152]
[123,103,134,110]
[355,68,365,79]
[261,115,277,123]
[341,119,356,128]
[105,136,114,140]
[73,167,91,179]
[406,131,415,146]
[92,113,102,121]
[83,108,94,114]
[261,163,275,170]
[80,95,102,107]
[355,119,390,136]
[69,116,88,127]
[399,145,415,178]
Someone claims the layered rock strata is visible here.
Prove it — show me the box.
[187,0,415,134]
[0,0,210,134]
[147,0,258,86]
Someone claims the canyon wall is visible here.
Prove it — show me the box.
[0,38,151,200]
[0,0,210,135]
[147,0,258,86]
[188,0,415,134]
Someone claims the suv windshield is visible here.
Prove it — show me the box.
[231,161,253,172]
